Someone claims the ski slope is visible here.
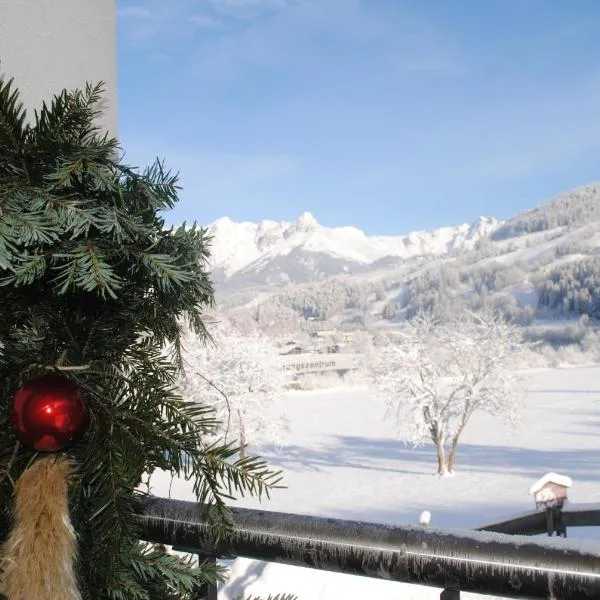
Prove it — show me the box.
[149,365,600,599]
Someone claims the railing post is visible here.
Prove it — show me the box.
[556,506,567,538]
[196,554,218,600]
[545,506,567,538]
[440,582,460,600]
[545,506,554,536]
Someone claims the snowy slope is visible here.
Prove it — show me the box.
[207,212,500,284]
[148,365,600,600]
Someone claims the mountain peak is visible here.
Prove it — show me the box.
[212,216,234,228]
[293,211,319,231]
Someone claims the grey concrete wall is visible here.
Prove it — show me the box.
[0,0,117,136]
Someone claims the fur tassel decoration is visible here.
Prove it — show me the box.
[0,455,80,600]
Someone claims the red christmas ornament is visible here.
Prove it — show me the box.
[11,374,89,452]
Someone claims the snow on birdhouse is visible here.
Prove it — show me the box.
[529,472,572,510]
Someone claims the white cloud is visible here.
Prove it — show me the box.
[181,0,464,82]
[117,0,464,83]
[117,5,154,19]
[118,1,228,47]
[188,14,223,29]
[117,0,297,48]
[208,0,293,19]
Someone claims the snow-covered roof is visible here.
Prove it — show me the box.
[529,472,572,496]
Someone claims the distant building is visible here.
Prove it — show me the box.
[281,346,304,355]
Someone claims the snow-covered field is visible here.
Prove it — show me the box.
[150,365,600,599]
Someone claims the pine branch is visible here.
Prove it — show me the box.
[130,544,224,592]
[51,242,123,297]
[135,251,194,292]
[0,76,29,181]
[0,76,281,599]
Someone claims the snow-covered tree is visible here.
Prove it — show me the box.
[537,257,600,319]
[180,323,290,457]
[372,310,523,475]
[344,330,374,353]
[491,183,600,241]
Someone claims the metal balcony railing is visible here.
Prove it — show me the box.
[137,496,600,600]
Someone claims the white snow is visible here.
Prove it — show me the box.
[207,213,501,278]
[491,227,567,254]
[504,283,538,308]
[552,252,590,266]
[476,222,597,273]
[534,487,558,503]
[148,364,600,600]
[529,472,573,496]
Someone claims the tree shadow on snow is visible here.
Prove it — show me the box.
[337,436,600,482]
[219,558,268,600]
[552,408,600,436]
[258,439,426,476]
[261,435,600,483]
[563,415,600,437]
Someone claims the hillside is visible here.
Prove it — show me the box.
[491,184,600,241]
[208,184,600,342]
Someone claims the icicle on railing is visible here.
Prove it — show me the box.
[136,496,600,599]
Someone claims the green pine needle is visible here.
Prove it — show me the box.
[0,75,282,599]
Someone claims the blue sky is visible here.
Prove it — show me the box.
[117,0,600,235]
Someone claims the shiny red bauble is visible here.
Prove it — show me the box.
[11,374,89,452]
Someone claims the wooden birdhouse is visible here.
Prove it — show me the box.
[529,472,572,511]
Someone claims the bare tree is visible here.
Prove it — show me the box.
[372,310,523,475]
[179,323,290,458]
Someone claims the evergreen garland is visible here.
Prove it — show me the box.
[0,76,281,599]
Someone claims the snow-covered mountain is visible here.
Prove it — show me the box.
[207,211,501,287]
[206,184,600,346]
